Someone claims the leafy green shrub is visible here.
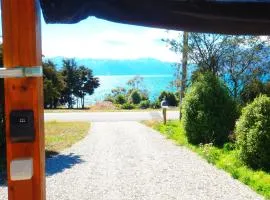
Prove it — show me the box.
[182,72,238,146]
[129,90,141,104]
[158,91,167,102]
[150,100,161,109]
[240,79,266,104]
[114,94,126,105]
[158,91,178,106]
[121,103,136,110]
[139,100,150,109]
[104,95,114,103]
[141,92,149,101]
[236,95,270,171]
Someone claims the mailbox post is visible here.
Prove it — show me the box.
[1,0,45,200]
[161,97,168,125]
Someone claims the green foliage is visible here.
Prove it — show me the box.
[60,59,79,108]
[127,75,144,90]
[129,90,142,104]
[104,95,114,103]
[139,100,150,109]
[241,79,270,104]
[158,91,178,106]
[60,59,99,108]
[182,72,238,146]
[121,103,135,110]
[108,76,150,109]
[43,60,65,109]
[150,100,161,109]
[74,65,100,108]
[149,120,270,199]
[140,92,149,101]
[236,95,270,171]
[165,33,270,100]
[111,87,126,97]
[114,94,126,105]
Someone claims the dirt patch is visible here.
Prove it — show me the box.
[89,101,117,111]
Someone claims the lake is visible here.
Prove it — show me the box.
[84,75,176,105]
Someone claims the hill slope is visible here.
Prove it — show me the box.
[49,57,174,76]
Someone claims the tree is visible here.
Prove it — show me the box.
[182,72,237,146]
[126,75,149,100]
[165,32,270,100]
[158,91,178,106]
[181,32,188,118]
[164,32,189,118]
[43,60,65,108]
[61,58,80,108]
[241,79,270,103]
[111,87,127,97]
[236,95,270,171]
[187,33,229,75]
[127,75,144,90]
[129,90,142,104]
[220,36,269,99]
[74,66,100,109]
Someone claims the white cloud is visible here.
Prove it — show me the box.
[42,18,181,62]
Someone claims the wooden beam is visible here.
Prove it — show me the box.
[1,0,45,200]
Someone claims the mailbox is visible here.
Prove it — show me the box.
[161,99,169,108]
[10,110,35,143]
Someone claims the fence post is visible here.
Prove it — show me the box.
[1,0,45,199]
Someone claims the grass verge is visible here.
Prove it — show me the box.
[143,120,270,199]
[45,121,90,157]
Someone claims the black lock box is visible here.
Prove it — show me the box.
[10,110,35,143]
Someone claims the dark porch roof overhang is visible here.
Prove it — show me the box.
[40,0,270,35]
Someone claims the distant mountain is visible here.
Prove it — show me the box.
[47,57,175,76]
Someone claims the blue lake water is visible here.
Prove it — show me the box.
[84,75,176,105]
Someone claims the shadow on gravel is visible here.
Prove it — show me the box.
[46,153,84,177]
[0,172,7,186]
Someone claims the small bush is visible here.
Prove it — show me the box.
[121,103,136,110]
[129,90,141,104]
[158,91,178,106]
[114,94,126,105]
[104,95,114,103]
[240,79,266,104]
[182,72,238,146]
[236,95,270,171]
[141,93,149,101]
[150,100,161,109]
[139,100,150,109]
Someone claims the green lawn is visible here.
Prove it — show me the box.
[45,121,90,157]
[144,120,270,199]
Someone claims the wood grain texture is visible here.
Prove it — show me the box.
[1,0,45,199]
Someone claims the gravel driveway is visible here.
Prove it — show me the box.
[0,121,262,200]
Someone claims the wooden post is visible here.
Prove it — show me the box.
[1,0,45,200]
[162,108,167,125]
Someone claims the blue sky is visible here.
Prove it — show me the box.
[41,16,181,62]
[0,10,180,62]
